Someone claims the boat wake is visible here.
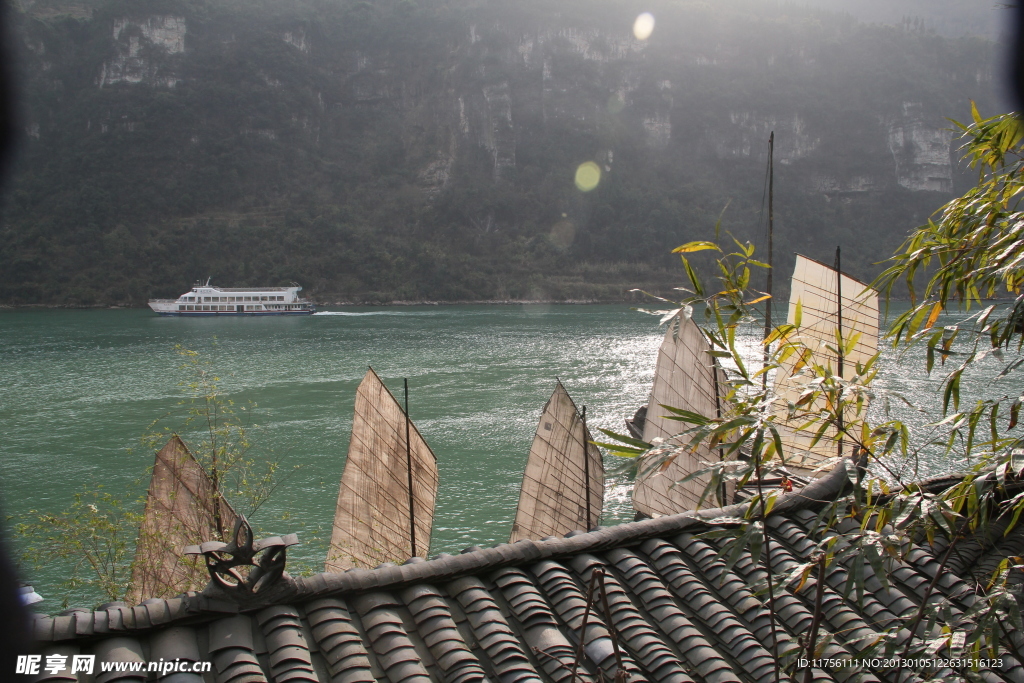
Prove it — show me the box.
[314,311,397,316]
[313,311,433,317]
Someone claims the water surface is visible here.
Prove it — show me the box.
[0,303,1015,607]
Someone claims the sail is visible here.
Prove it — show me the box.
[326,368,438,572]
[509,382,604,543]
[772,254,880,474]
[633,312,727,516]
[127,435,237,604]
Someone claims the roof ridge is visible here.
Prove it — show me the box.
[34,460,854,642]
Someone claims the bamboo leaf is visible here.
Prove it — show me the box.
[596,427,652,450]
[923,301,943,330]
[672,241,722,254]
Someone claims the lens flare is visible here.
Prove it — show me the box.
[575,161,601,192]
[633,12,655,40]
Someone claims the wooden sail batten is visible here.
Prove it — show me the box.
[771,253,879,475]
[633,313,728,516]
[326,368,438,572]
[509,381,604,543]
[128,434,239,605]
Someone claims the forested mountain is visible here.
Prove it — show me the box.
[0,0,1006,305]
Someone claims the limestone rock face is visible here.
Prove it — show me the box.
[711,112,820,162]
[22,5,972,202]
[887,102,954,193]
[99,16,186,88]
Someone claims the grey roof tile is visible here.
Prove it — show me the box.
[256,605,318,683]
[303,598,375,683]
[130,605,151,630]
[142,598,171,625]
[672,534,796,654]
[569,553,694,683]
[109,605,134,631]
[707,537,883,683]
[349,592,431,683]
[34,462,1022,683]
[643,540,794,683]
[210,615,257,652]
[51,615,77,642]
[212,649,268,683]
[150,626,202,661]
[399,583,489,683]
[90,610,110,634]
[780,516,917,628]
[491,567,560,630]
[488,567,592,683]
[35,645,81,682]
[93,638,146,683]
[446,576,544,683]
[527,560,641,679]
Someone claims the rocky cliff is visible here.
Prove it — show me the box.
[0,0,1004,304]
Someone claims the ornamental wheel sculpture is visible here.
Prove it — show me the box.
[185,516,298,596]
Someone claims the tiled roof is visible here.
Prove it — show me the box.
[29,462,1024,682]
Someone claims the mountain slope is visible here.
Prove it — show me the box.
[0,0,1005,305]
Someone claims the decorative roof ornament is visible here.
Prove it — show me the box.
[184,516,299,597]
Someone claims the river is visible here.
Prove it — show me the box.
[0,303,1013,608]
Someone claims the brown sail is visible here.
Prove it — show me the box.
[509,381,604,543]
[127,434,237,604]
[326,368,438,572]
[633,312,728,517]
[772,254,879,475]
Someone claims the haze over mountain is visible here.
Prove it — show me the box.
[795,0,1008,39]
[0,0,1007,305]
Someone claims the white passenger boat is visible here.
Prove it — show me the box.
[148,281,316,316]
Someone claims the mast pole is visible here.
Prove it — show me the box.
[762,131,774,389]
[581,405,593,531]
[711,360,728,505]
[835,247,845,461]
[404,378,417,557]
[758,132,781,683]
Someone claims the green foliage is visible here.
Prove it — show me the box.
[621,109,1024,675]
[877,107,1024,455]
[13,487,143,607]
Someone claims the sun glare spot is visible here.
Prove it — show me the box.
[575,161,601,192]
[633,13,655,40]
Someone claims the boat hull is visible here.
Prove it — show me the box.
[151,309,315,316]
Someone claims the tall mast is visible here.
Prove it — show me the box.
[581,405,592,531]
[762,131,775,390]
[404,378,417,557]
[758,132,781,683]
[834,247,844,461]
[711,359,727,505]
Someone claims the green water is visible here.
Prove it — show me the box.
[0,305,664,606]
[0,303,1015,608]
